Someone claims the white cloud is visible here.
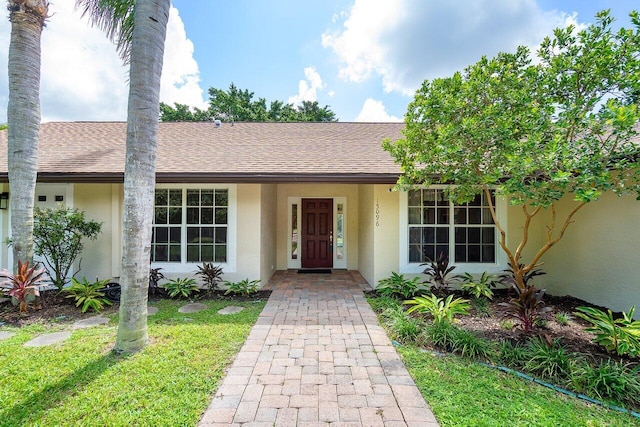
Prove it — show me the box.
[323,0,577,95]
[355,98,402,122]
[288,66,324,106]
[0,4,206,123]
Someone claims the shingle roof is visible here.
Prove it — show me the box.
[0,121,405,183]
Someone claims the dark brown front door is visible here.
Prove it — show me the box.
[301,198,333,269]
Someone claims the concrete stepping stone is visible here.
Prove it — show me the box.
[218,305,244,315]
[148,306,159,315]
[178,302,207,313]
[0,331,15,340]
[23,331,71,347]
[72,315,109,329]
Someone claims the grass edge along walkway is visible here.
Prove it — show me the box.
[0,298,266,426]
[398,344,640,427]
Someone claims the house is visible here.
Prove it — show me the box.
[0,121,638,314]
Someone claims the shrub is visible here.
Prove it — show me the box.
[569,359,640,407]
[424,320,460,351]
[376,272,424,299]
[148,267,165,297]
[383,306,423,344]
[421,252,456,293]
[523,336,573,380]
[457,271,499,300]
[574,306,640,358]
[224,279,260,297]
[498,340,529,368]
[64,277,112,313]
[163,277,199,299]
[405,294,470,324]
[32,207,102,289]
[196,262,224,295]
[0,260,49,313]
[450,328,497,360]
[472,296,492,318]
[368,295,402,313]
[501,283,550,333]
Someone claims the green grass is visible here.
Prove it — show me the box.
[0,298,265,426]
[399,345,640,427]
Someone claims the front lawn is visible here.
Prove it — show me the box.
[0,299,265,426]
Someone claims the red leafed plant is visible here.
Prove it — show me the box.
[0,260,49,313]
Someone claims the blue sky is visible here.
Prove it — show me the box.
[0,0,638,123]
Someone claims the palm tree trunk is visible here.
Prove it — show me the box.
[115,0,169,353]
[6,0,48,268]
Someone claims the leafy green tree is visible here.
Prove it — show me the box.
[160,83,338,122]
[0,124,7,131]
[159,102,211,121]
[6,0,49,267]
[384,10,640,291]
[33,207,102,289]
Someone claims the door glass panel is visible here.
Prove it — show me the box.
[291,204,298,260]
[336,203,344,260]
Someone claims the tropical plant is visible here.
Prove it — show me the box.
[423,320,460,351]
[574,306,640,357]
[368,295,402,313]
[382,305,423,344]
[450,328,496,360]
[64,277,112,313]
[405,294,470,324]
[421,252,456,293]
[498,340,528,368]
[0,260,49,313]
[196,262,224,295]
[523,336,574,380]
[224,279,261,297]
[162,277,199,299]
[33,206,102,289]
[383,11,640,293]
[78,0,170,352]
[7,0,49,266]
[569,359,640,407]
[555,311,571,326]
[148,267,165,297]
[457,271,499,300]
[472,297,492,318]
[501,283,550,333]
[376,272,424,299]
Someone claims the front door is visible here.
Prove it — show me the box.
[301,198,333,269]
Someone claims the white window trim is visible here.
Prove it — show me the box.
[399,187,507,275]
[287,197,301,270]
[152,184,237,274]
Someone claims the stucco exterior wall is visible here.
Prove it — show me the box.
[72,184,117,282]
[0,183,10,269]
[372,185,400,284]
[357,185,375,285]
[234,184,262,283]
[276,184,360,271]
[538,193,640,314]
[260,184,277,285]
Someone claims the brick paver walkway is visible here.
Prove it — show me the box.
[199,270,438,427]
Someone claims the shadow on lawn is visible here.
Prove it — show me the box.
[1,352,125,425]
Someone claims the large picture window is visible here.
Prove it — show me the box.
[407,189,496,264]
[152,188,229,264]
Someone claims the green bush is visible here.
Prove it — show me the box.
[457,271,499,300]
[382,306,423,344]
[406,294,470,324]
[574,306,640,357]
[523,336,574,380]
[498,340,529,368]
[224,279,260,297]
[376,272,425,299]
[569,359,640,407]
[368,295,402,313]
[450,328,497,360]
[162,277,199,299]
[64,277,112,313]
[423,321,460,351]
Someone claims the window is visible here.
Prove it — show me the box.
[152,187,230,264]
[407,189,496,264]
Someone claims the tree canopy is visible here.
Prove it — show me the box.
[384,10,640,290]
[160,83,337,122]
